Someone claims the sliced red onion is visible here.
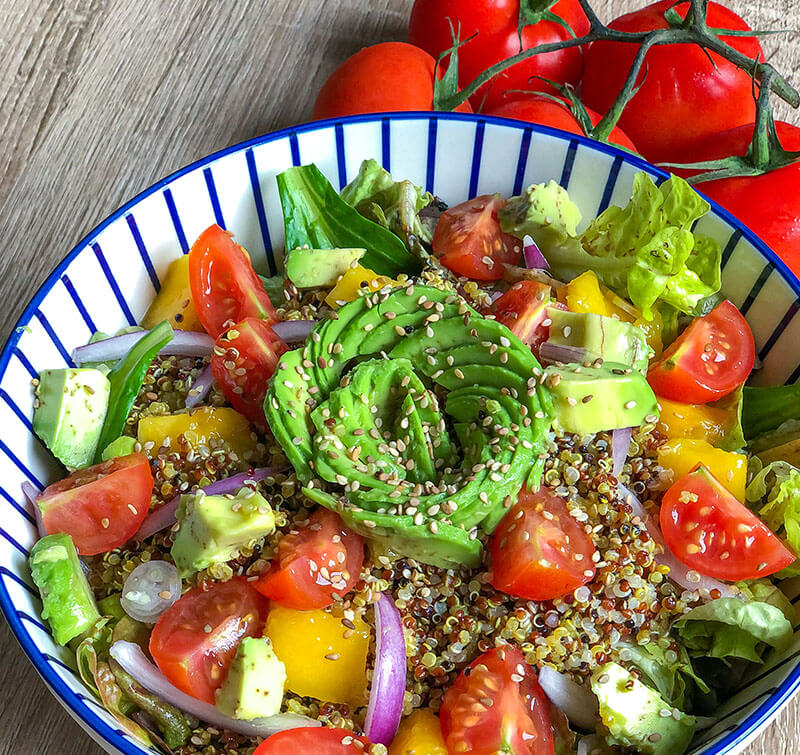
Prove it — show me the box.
[22,481,47,538]
[271,320,316,344]
[617,483,737,598]
[539,341,587,366]
[73,331,214,364]
[121,560,181,623]
[611,427,633,477]
[110,641,319,736]
[364,593,406,745]
[538,666,599,731]
[489,289,505,303]
[185,363,215,409]
[523,234,550,271]
[135,467,281,541]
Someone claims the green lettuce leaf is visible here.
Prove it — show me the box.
[340,159,434,256]
[673,597,793,664]
[743,383,800,440]
[620,642,708,709]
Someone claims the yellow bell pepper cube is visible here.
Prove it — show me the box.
[656,397,736,447]
[658,438,746,500]
[325,265,397,308]
[137,407,257,461]
[266,605,369,705]
[141,256,204,332]
[389,709,448,755]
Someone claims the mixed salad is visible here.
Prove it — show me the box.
[26,159,800,755]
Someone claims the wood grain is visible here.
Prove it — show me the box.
[0,1,797,752]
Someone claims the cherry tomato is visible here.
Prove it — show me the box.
[211,317,288,430]
[409,0,589,112]
[37,453,153,556]
[489,488,596,601]
[493,280,556,353]
[440,646,554,755]
[647,301,754,404]
[312,42,473,120]
[149,578,268,704]
[660,464,795,581]
[252,509,364,610]
[581,1,762,163]
[488,95,638,152]
[254,728,372,754]
[433,195,521,280]
[188,224,277,338]
[673,121,800,278]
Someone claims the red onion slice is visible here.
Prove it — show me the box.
[185,363,215,409]
[611,427,633,477]
[523,235,550,271]
[616,483,737,598]
[110,641,319,736]
[22,481,47,538]
[364,593,406,745]
[539,341,587,366]
[271,320,316,344]
[135,467,282,541]
[73,331,214,364]
[538,666,599,731]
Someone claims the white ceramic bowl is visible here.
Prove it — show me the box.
[2,113,799,755]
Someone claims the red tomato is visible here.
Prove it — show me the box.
[660,464,794,581]
[581,1,762,163]
[254,728,372,754]
[312,42,472,120]
[488,95,638,152]
[672,121,800,278]
[648,301,754,404]
[493,280,555,353]
[188,224,277,338]
[441,646,554,755]
[252,509,364,610]
[37,454,152,555]
[409,0,589,112]
[489,488,596,601]
[211,317,288,430]
[149,578,268,704]
[433,195,521,280]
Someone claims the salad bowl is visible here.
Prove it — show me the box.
[1,112,800,755]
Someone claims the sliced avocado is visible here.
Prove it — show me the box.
[591,662,695,755]
[215,637,286,720]
[546,308,652,373]
[286,247,365,288]
[101,435,138,461]
[29,533,101,646]
[170,488,276,577]
[546,361,658,435]
[33,368,111,469]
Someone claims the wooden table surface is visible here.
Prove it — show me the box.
[0,1,798,753]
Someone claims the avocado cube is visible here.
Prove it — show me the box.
[215,637,286,720]
[286,247,366,288]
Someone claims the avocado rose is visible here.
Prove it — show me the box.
[265,285,552,568]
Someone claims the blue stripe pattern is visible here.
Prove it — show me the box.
[162,188,189,253]
[0,566,38,597]
[13,348,37,379]
[33,311,75,368]
[245,148,277,276]
[425,118,438,194]
[61,274,97,334]
[597,155,623,215]
[468,121,485,199]
[334,122,347,189]
[92,243,136,325]
[513,127,533,196]
[559,140,578,190]
[204,167,226,228]
[126,214,160,292]
[759,299,800,362]
[289,131,301,166]
[0,388,34,434]
[721,228,743,266]
[739,263,771,316]
[0,436,43,489]
[0,485,35,527]
[381,118,391,171]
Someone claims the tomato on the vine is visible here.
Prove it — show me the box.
[647,301,754,404]
[581,0,762,163]
[409,0,589,112]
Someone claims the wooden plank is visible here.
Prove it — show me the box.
[0,1,796,752]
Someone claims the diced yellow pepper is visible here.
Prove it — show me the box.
[137,407,257,461]
[141,256,204,331]
[266,605,369,705]
[325,265,397,308]
[658,438,746,500]
[656,398,734,447]
[389,709,448,755]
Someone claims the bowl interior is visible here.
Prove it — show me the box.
[2,113,800,755]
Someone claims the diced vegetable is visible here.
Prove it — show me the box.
[388,710,447,755]
[657,438,747,500]
[324,264,398,308]
[141,255,204,332]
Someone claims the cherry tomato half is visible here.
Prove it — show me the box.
[254,727,372,755]
[660,464,794,581]
[188,224,277,338]
[441,646,554,755]
[432,195,521,280]
[252,509,364,610]
[493,280,557,353]
[489,488,597,601]
[149,578,268,704]
[647,300,754,404]
[37,453,153,555]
